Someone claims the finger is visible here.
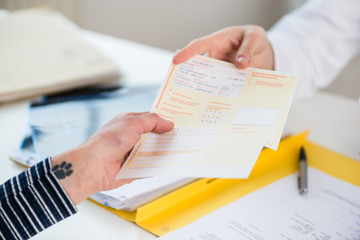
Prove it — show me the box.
[126,111,150,116]
[112,112,150,124]
[235,30,263,68]
[137,113,174,134]
[173,35,214,65]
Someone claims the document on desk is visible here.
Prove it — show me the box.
[116,55,298,179]
[0,8,119,102]
[158,167,360,239]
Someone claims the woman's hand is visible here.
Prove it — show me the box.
[173,26,275,70]
[51,112,174,205]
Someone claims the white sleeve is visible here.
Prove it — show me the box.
[267,0,360,100]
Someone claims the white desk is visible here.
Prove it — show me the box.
[0,31,359,240]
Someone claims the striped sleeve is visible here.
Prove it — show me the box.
[0,158,78,240]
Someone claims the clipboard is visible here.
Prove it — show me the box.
[90,131,360,236]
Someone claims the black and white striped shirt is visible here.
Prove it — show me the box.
[0,158,78,239]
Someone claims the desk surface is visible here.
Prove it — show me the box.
[0,30,359,240]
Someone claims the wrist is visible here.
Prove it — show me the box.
[51,147,98,205]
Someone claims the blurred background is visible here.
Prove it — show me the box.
[1,0,359,99]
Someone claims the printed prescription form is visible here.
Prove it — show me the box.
[116,55,298,179]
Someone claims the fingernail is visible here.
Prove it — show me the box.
[236,56,248,65]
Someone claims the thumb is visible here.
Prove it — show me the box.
[235,53,250,69]
[234,31,261,69]
[137,113,174,134]
[235,41,254,69]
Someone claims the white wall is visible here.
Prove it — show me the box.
[77,0,301,51]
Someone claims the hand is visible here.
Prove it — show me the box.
[51,112,174,205]
[173,26,275,70]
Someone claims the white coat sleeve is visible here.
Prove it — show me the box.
[267,0,360,100]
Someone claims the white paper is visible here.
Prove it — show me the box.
[91,176,195,212]
[232,107,280,126]
[159,167,360,239]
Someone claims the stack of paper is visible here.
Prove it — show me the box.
[116,55,298,179]
[91,177,195,212]
[0,8,119,102]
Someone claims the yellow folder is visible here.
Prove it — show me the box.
[90,131,360,236]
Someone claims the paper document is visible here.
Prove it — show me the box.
[0,8,119,102]
[91,176,195,212]
[158,167,360,239]
[116,55,298,179]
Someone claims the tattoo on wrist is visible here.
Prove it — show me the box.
[52,161,73,179]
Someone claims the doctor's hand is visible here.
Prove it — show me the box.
[173,26,275,70]
[51,112,174,205]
